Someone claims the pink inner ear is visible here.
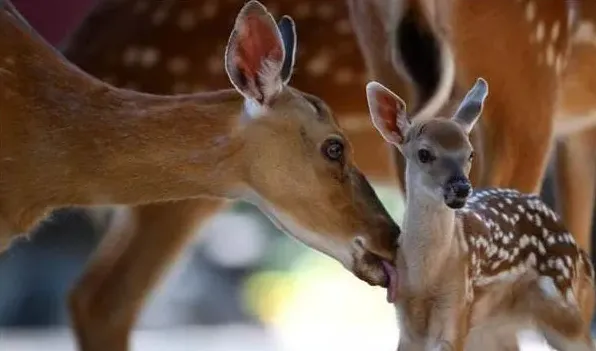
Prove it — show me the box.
[234,14,283,81]
[377,93,403,139]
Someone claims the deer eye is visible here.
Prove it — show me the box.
[469,151,475,161]
[322,138,344,162]
[417,149,434,163]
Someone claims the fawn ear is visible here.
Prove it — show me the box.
[277,15,297,85]
[452,77,489,134]
[366,81,410,147]
[225,1,287,108]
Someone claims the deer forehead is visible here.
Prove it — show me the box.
[407,119,471,152]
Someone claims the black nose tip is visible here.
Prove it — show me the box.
[454,182,471,198]
[447,176,471,198]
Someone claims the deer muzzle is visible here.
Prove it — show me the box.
[443,174,471,209]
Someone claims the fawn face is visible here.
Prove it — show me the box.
[366,78,489,208]
[225,1,400,291]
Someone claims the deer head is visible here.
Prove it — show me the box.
[0,1,400,292]
[222,1,400,290]
[366,77,489,209]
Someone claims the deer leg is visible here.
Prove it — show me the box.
[554,131,596,254]
[464,317,521,351]
[69,198,226,351]
[397,338,424,351]
[521,276,593,351]
[479,98,554,194]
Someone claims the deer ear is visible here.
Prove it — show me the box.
[277,15,296,85]
[366,81,409,147]
[225,1,286,108]
[452,77,489,134]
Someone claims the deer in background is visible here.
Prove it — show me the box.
[347,0,596,260]
[367,78,595,351]
[63,0,394,182]
[0,1,401,349]
[52,2,401,349]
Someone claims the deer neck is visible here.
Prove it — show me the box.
[401,167,459,290]
[86,90,249,205]
[31,88,250,208]
[0,9,250,205]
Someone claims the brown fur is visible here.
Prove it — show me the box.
[63,0,393,181]
[348,0,596,259]
[0,3,401,350]
[367,82,595,350]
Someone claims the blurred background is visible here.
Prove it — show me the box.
[0,0,580,350]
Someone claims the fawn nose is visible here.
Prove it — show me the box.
[444,176,471,208]
[453,180,471,198]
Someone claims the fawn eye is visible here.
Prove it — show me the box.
[322,138,344,162]
[469,151,475,161]
[418,149,434,163]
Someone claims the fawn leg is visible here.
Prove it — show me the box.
[69,198,226,351]
[464,317,521,351]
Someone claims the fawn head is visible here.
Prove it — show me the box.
[366,78,489,208]
[226,1,399,291]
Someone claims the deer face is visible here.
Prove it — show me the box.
[403,119,475,208]
[367,78,489,209]
[224,1,400,295]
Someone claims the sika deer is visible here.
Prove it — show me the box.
[348,0,596,259]
[0,2,401,348]
[366,78,595,350]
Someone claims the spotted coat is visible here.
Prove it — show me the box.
[458,188,594,303]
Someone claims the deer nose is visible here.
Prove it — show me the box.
[447,176,471,198]
[454,182,471,198]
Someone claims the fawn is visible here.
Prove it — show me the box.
[366,78,595,350]
[0,1,401,347]
[349,0,596,260]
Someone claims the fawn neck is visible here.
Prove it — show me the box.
[402,166,459,290]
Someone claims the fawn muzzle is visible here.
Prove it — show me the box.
[443,174,471,209]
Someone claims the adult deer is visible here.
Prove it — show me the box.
[367,78,595,351]
[53,2,400,349]
[347,0,596,257]
[63,0,393,181]
[0,1,401,349]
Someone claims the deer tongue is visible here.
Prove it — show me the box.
[382,260,398,303]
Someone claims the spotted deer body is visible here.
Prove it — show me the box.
[0,2,401,349]
[348,0,596,259]
[367,79,595,350]
[63,0,392,180]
